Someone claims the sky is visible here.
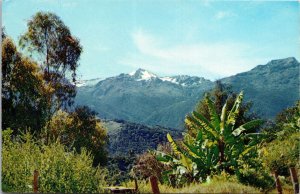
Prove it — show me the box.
[2,0,300,80]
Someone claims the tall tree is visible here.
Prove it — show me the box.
[19,12,82,111]
[69,106,108,166]
[2,36,50,133]
[44,107,109,166]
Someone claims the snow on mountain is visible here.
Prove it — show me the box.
[76,77,104,87]
[127,69,209,87]
[129,68,158,81]
[160,77,180,84]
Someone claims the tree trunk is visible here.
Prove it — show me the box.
[33,170,39,193]
[273,171,282,194]
[218,139,225,164]
[289,167,299,194]
[134,178,139,193]
[150,176,160,194]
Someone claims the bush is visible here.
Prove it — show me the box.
[2,129,107,193]
[132,152,167,182]
[236,166,274,190]
[236,150,274,191]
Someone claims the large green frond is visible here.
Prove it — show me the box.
[167,133,182,156]
[205,94,221,130]
[192,111,214,130]
[182,141,203,159]
[187,115,218,139]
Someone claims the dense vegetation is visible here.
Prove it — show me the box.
[2,129,107,193]
[132,84,299,193]
[157,89,265,185]
[103,119,182,156]
[2,12,109,192]
[2,11,299,193]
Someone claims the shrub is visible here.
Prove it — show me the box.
[132,152,167,182]
[2,129,107,193]
[236,149,274,191]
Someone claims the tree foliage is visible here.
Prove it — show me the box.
[43,106,109,166]
[2,37,50,133]
[132,152,167,182]
[2,12,111,192]
[261,101,300,172]
[20,12,82,110]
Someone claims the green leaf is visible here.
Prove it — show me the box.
[232,119,264,136]
[205,94,221,130]
[156,154,172,162]
[196,129,203,142]
[182,142,203,159]
[187,115,218,139]
[192,111,214,130]
[167,133,181,156]
[180,155,193,172]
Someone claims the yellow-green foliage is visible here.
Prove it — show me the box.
[123,176,260,193]
[261,132,300,171]
[2,129,107,193]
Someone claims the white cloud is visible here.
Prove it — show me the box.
[120,30,269,80]
[214,11,237,20]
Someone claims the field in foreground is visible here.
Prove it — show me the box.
[123,177,294,193]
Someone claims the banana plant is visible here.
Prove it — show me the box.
[157,91,265,183]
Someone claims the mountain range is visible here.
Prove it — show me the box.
[75,57,299,129]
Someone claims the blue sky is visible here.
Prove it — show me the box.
[3,0,299,80]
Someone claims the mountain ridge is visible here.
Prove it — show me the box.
[75,57,299,128]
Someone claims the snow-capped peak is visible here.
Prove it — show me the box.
[129,68,158,81]
[127,68,208,86]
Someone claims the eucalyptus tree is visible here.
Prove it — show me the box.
[20,12,82,111]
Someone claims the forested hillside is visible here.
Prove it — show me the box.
[103,119,182,156]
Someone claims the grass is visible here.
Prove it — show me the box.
[122,175,295,193]
[123,178,260,193]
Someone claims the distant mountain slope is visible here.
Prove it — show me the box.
[222,57,299,118]
[76,69,213,129]
[76,57,299,129]
[102,119,182,156]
